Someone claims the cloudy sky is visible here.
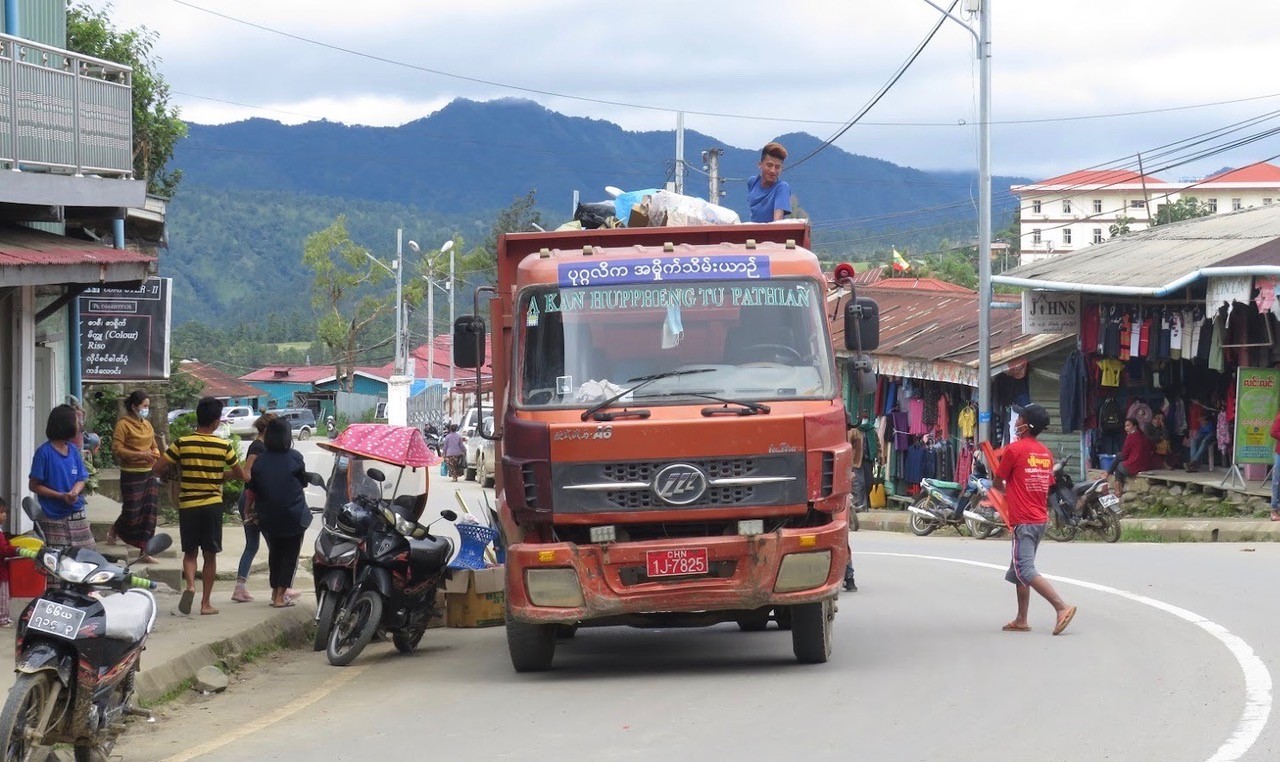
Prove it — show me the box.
[91,0,1280,180]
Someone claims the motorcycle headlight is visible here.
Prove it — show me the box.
[394,514,417,537]
[56,557,99,584]
[41,551,58,572]
[86,570,115,585]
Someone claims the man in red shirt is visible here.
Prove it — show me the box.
[993,403,1077,636]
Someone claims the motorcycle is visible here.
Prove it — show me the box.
[0,499,170,761]
[325,467,458,666]
[1046,455,1122,543]
[907,459,990,537]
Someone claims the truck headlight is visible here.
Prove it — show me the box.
[525,568,584,607]
[774,551,832,593]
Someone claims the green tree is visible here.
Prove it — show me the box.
[303,216,393,392]
[1109,216,1134,237]
[462,190,543,281]
[66,2,188,196]
[1153,196,1213,226]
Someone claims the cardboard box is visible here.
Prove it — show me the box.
[445,566,506,628]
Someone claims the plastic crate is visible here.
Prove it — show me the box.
[1098,454,1115,472]
[448,522,499,571]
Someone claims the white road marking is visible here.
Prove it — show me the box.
[862,551,1273,762]
[161,661,372,762]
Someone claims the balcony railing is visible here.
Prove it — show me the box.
[0,33,133,178]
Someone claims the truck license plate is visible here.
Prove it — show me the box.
[28,599,85,640]
[645,548,709,578]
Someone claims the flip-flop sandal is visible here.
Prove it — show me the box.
[271,600,297,608]
[178,590,194,615]
[1002,622,1031,632]
[1053,606,1078,636]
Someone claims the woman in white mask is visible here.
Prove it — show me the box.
[108,389,162,561]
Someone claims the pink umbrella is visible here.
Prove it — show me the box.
[318,423,438,468]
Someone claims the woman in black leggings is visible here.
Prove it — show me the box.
[248,418,314,607]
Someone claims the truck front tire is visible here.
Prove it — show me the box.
[506,610,557,672]
[790,599,834,664]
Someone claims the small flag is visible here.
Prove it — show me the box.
[892,248,911,273]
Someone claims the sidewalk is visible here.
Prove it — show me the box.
[1,494,317,703]
[858,509,1280,542]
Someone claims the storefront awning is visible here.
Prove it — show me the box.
[0,225,154,287]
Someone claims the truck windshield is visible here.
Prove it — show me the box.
[517,279,835,409]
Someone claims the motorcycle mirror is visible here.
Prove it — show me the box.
[439,509,458,522]
[144,533,172,557]
[20,496,39,522]
[366,468,386,483]
[305,472,325,488]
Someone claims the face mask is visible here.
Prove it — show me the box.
[138,408,151,419]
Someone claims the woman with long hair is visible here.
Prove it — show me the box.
[107,390,161,561]
[232,412,275,603]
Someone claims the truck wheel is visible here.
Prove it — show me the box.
[735,607,771,632]
[465,464,477,481]
[791,599,834,664]
[506,611,556,672]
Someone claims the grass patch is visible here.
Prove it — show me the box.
[140,678,193,709]
[275,341,311,351]
[1119,525,1168,543]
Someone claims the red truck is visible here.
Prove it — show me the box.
[453,222,877,671]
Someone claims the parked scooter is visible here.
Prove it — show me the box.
[907,458,989,537]
[1046,455,1122,543]
[0,499,171,761]
[326,468,458,666]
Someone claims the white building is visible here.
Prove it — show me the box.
[1011,162,1280,264]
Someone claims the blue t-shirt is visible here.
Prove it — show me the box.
[746,175,792,223]
[29,441,87,519]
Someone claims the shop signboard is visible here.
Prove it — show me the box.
[78,278,172,382]
[1021,291,1080,335]
[1233,368,1280,465]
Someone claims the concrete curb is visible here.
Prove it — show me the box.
[857,510,1280,542]
[136,603,315,705]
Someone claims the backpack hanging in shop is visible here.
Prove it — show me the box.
[1099,397,1123,432]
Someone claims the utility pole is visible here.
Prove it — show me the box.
[674,111,685,195]
[976,2,993,443]
[395,228,404,376]
[426,258,435,384]
[702,148,723,204]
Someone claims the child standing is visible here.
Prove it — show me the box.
[0,498,18,626]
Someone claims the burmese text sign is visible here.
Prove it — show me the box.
[79,278,172,382]
[1234,368,1279,465]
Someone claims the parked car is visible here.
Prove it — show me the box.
[167,408,193,425]
[221,405,257,437]
[475,426,496,488]
[464,415,493,481]
[273,407,317,440]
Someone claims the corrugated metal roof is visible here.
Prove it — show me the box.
[995,202,1280,294]
[180,361,268,400]
[863,276,974,294]
[239,366,333,383]
[0,225,153,269]
[827,286,1072,385]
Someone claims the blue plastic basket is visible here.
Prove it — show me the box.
[1098,454,1115,472]
[448,522,500,571]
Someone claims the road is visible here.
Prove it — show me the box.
[116,474,1279,760]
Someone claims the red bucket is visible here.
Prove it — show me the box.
[8,557,46,598]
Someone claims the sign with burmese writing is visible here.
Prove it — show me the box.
[558,255,769,288]
[1234,368,1279,465]
[1021,291,1080,334]
[78,278,171,381]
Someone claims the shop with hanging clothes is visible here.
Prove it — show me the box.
[997,203,1280,494]
[829,283,1077,503]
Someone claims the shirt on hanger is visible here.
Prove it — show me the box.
[1098,358,1124,387]
[958,405,976,439]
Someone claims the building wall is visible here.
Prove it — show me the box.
[7,0,66,46]
[316,376,387,397]
[254,380,310,409]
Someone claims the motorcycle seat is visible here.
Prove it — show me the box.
[407,536,453,571]
[922,479,961,491]
[100,589,156,641]
[1073,479,1106,496]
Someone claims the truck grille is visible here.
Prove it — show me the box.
[601,458,758,484]
[605,485,757,510]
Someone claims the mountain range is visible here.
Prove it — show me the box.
[163,97,1030,324]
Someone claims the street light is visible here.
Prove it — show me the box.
[408,239,456,389]
[922,0,993,442]
[365,228,405,377]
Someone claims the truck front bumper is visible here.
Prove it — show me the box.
[505,520,849,624]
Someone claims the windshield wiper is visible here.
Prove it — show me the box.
[639,391,771,416]
[580,368,715,421]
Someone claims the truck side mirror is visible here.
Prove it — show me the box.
[453,316,486,369]
[847,355,877,396]
[844,297,880,352]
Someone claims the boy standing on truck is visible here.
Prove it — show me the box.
[746,142,792,223]
[990,403,1076,636]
